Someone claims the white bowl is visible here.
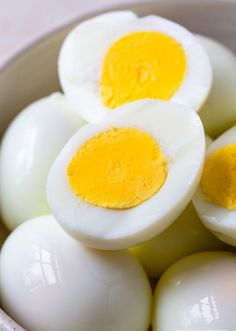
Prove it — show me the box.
[1,0,236,330]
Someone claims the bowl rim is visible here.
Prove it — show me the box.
[0,0,235,76]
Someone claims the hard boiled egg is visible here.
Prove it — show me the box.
[47,99,205,250]
[198,35,236,138]
[193,125,236,246]
[130,202,225,278]
[153,252,236,330]
[0,215,152,331]
[0,93,85,230]
[59,11,212,123]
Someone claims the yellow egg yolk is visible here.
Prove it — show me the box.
[100,31,187,109]
[67,127,168,209]
[201,143,236,210]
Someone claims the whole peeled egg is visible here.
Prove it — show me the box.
[153,252,236,330]
[0,215,152,331]
[198,35,236,138]
[0,93,85,230]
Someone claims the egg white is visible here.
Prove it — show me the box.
[59,11,212,123]
[193,125,236,246]
[0,93,85,230]
[0,215,152,331]
[198,35,236,138]
[47,99,205,250]
[153,251,236,330]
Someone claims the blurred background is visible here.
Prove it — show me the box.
[0,0,139,66]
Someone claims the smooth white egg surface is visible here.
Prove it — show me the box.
[59,11,212,123]
[153,251,236,330]
[0,215,152,331]
[198,35,236,138]
[0,93,85,230]
[130,202,225,278]
[193,125,236,246]
[47,99,205,250]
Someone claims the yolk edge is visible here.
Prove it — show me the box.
[201,143,236,210]
[100,31,187,109]
[67,127,168,209]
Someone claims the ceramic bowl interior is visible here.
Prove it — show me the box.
[1,0,236,329]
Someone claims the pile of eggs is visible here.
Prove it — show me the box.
[1,10,236,331]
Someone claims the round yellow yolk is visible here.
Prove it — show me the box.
[201,143,236,210]
[67,127,168,209]
[100,31,187,109]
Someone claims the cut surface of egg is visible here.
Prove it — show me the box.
[193,125,236,246]
[198,35,236,138]
[0,215,152,331]
[59,11,212,122]
[130,202,225,278]
[0,93,85,230]
[47,99,205,250]
[153,251,236,330]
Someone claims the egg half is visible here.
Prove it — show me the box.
[153,251,236,330]
[47,99,205,250]
[193,125,236,246]
[198,35,236,138]
[59,11,212,122]
[0,93,85,230]
[0,215,151,331]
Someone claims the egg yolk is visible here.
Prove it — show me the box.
[67,127,167,209]
[100,31,187,109]
[201,143,236,210]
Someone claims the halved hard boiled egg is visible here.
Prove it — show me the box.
[193,125,236,246]
[58,11,212,123]
[47,100,205,250]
